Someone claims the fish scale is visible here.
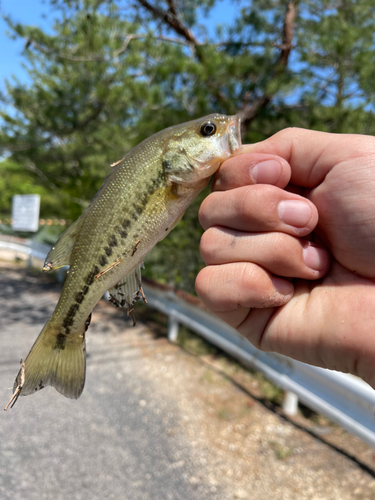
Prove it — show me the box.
[5,113,241,409]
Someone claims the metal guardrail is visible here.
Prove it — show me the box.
[143,284,375,448]
[1,237,375,448]
[0,239,47,263]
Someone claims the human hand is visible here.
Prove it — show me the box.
[196,128,375,388]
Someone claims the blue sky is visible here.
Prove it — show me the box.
[0,0,51,87]
[0,0,239,91]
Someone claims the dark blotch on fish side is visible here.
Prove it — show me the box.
[129,194,149,221]
[62,265,99,335]
[99,255,108,267]
[121,219,131,230]
[114,225,128,239]
[134,204,143,216]
[63,303,80,332]
[108,235,118,247]
[152,171,165,189]
[54,333,67,350]
[75,291,84,304]
[105,246,113,257]
[86,266,100,285]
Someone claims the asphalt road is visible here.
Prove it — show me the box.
[2,265,375,500]
[0,266,226,500]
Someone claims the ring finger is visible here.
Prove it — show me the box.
[200,227,330,279]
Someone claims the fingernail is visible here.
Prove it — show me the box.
[272,277,293,296]
[303,244,329,271]
[251,160,281,184]
[277,200,312,228]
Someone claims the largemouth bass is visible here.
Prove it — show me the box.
[5,113,241,409]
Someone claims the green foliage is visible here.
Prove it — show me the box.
[1,0,375,291]
[0,159,63,217]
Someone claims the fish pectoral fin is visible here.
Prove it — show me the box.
[108,263,147,325]
[163,142,201,184]
[43,213,87,272]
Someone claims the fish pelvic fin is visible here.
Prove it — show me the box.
[5,323,87,409]
[43,213,87,272]
[108,263,147,325]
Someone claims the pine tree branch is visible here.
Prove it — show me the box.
[135,0,231,109]
[24,161,88,207]
[136,0,199,45]
[240,0,297,131]
[279,0,296,67]
[0,140,49,152]
[25,38,105,62]
[167,0,177,17]
[75,102,106,131]
[24,33,193,62]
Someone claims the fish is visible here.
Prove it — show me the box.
[5,113,242,409]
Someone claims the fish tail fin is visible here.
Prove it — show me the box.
[5,323,86,410]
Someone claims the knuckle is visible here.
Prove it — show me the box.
[274,127,301,141]
[199,228,219,264]
[270,232,289,252]
[198,196,211,228]
[195,267,212,301]
[198,192,222,229]
[237,184,278,221]
[237,262,258,290]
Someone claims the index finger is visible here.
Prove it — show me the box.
[240,128,375,188]
[215,128,375,192]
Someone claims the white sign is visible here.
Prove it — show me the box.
[12,194,40,232]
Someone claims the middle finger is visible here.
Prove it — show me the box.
[199,184,318,237]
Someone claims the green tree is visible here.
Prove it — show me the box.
[1,0,375,291]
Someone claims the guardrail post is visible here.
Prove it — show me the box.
[282,391,299,416]
[168,313,179,343]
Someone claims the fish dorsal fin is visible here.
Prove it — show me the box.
[108,263,147,325]
[43,213,87,272]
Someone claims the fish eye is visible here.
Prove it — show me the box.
[199,121,217,137]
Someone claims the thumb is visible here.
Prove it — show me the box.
[243,128,374,188]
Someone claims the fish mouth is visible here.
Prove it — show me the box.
[227,115,242,154]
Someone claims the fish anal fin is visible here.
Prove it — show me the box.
[108,263,146,325]
[43,213,87,272]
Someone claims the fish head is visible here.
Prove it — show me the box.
[163,113,242,186]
